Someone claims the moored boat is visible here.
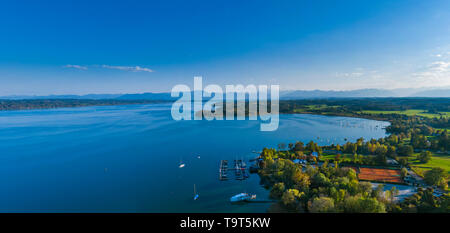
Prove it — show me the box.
[193,184,199,200]
[230,193,256,202]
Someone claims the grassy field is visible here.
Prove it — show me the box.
[321,153,345,160]
[321,153,362,162]
[293,104,339,113]
[408,152,450,175]
[293,106,450,119]
[322,151,450,175]
[360,109,450,118]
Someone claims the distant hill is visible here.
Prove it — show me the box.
[279,88,450,99]
[280,89,398,99]
[0,94,122,100]
[116,92,174,100]
[409,89,450,97]
[1,88,449,100]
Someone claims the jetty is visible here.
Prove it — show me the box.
[219,160,229,181]
[219,159,249,181]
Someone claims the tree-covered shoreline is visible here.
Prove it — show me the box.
[257,98,449,213]
[0,99,171,111]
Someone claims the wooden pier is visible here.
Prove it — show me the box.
[219,159,249,181]
[219,160,229,181]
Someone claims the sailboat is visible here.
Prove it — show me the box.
[193,184,199,200]
[179,157,185,168]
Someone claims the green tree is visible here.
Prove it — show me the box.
[439,193,450,213]
[397,145,414,157]
[372,184,385,199]
[281,189,303,208]
[308,197,335,213]
[375,153,387,165]
[293,141,304,152]
[397,157,409,167]
[358,182,373,196]
[311,172,330,187]
[386,146,396,157]
[417,151,432,163]
[424,167,448,188]
[342,196,386,213]
[270,182,285,199]
[291,170,310,191]
[400,167,408,179]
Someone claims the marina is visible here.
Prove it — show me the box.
[219,159,250,181]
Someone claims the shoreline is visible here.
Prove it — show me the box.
[0,99,172,112]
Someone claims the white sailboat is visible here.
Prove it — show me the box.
[193,184,199,200]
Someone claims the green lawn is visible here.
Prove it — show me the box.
[321,151,450,175]
[360,109,450,118]
[321,153,338,160]
[408,152,450,175]
[321,153,353,161]
[293,104,340,113]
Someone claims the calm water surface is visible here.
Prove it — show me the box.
[0,103,389,212]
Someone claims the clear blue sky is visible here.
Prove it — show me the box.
[0,0,449,95]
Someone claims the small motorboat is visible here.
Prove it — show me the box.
[179,158,185,168]
[230,193,256,202]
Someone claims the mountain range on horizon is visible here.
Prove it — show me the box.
[1,87,450,100]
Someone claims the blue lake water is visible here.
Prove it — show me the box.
[0,103,389,212]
